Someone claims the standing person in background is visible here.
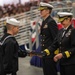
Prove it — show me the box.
[0,18,20,75]
[43,12,75,75]
[39,2,58,75]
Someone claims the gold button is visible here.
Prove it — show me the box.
[60,42,61,44]
[43,44,44,46]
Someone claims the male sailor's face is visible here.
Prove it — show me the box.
[40,9,49,18]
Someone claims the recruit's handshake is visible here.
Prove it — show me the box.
[26,50,47,58]
[18,47,49,58]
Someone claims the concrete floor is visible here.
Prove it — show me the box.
[17,56,60,75]
[17,56,43,75]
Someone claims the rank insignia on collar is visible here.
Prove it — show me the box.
[65,29,71,37]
